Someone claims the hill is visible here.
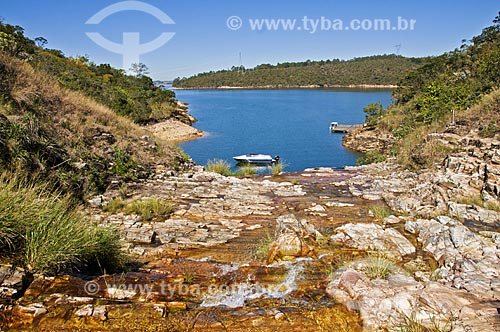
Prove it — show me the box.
[344,12,500,169]
[0,21,192,199]
[173,55,429,88]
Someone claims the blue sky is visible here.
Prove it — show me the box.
[2,0,499,80]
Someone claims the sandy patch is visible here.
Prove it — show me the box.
[146,119,204,142]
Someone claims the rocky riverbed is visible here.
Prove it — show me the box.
[1,139,499,331]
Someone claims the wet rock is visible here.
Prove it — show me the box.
[106,287,137,300]
[13,303,47,320]
[166,301,187,311]
[274,312,285,320]
[305,204,327,216]
[331,223,415,259]
[75,304,108,321]
[383,215,401,225]
[0,265,25,299]
[46,294,94,305]
[267,214,320,263]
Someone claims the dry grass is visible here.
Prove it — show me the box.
[238,164,257,176]
[457,193,500,212]
[270,162,285,175]
[389,312,455,332]
[0,52,167,167]
[378,106,406,132]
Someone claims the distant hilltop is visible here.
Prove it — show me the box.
[173,54,430,89]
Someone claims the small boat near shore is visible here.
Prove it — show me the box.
[233,154,280,164]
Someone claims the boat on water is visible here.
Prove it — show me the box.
[233,154,280,164]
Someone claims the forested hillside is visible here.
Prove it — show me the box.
[348,12,500,168]
[173,55,429,88]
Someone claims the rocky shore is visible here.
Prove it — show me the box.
[1,125,499,331]
[146,119,204,142]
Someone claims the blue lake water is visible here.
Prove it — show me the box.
[175,88,393,172]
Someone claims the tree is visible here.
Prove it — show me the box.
[363,102,384,126]
[130,63,149,78]
[34,37,47,48]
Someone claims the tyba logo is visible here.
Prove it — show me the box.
[85,1,175,69]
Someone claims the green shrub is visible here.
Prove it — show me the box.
[479,121,500,137]
[111,148,138,180]
[364,102,385,126]
[205,159,231,176]
[356,150,386,165]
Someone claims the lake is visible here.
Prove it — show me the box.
[175,88,393,172]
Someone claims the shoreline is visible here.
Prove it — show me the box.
[145,119,205,143]
[172,84,397,90]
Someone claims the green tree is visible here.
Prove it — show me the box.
[363,102,384,126]
[130,62,149,78]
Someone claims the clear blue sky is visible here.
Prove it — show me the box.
[2,0,499,80]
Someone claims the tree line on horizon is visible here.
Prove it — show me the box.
[173,55,430,88]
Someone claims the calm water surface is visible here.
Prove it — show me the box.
[175,88,392,172]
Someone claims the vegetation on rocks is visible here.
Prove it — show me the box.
[270,162,285,175]
[362,253,398,280]
[205,159,232,176]
[103,197,174,221]
[173,55,428,88]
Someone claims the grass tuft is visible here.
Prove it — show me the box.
[205,159,231,176]
[389,312,455,332]
[269,162,285,175]
[371,205,393,220]
[238,164,257,176]
[104,197,174,221]
[0,173,126,275]
[363,253,397,279]
[456,194,500,212]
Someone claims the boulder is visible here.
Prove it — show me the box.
[331,223,415,259]
[327,269,498,331]
[267,214,320,263]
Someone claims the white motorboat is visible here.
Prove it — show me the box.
[233,154,279,164]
